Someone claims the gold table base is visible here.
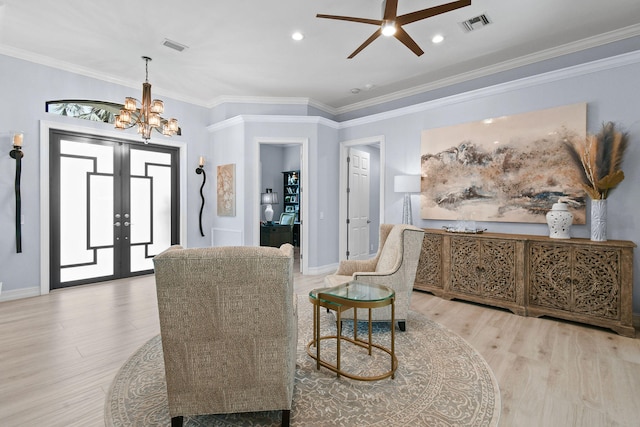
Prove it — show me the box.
[307,286,397,381]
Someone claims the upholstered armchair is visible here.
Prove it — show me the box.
[153,244,297,427]
[324,224,424,331]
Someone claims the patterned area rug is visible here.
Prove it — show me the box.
[106,297,500,426]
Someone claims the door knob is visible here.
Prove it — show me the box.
[114,221,121,227]
[115,214,121,219]
[124,222,130,227]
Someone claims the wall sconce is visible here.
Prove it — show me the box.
[195,156,206,237]
[394,175,421,225]
[261,188,279,224]
[9,132,24,253]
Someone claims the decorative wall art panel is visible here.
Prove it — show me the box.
[217,163,236,216]
[420,103,587,224]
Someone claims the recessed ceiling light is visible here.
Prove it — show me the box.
[432,34,444,44]
[291,32,304,41]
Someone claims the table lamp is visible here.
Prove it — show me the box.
[261,188,279,224]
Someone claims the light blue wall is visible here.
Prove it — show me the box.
[1,48,639,315]
[339,51,640,311]
[260,145,286,221]
[0,54,210,298]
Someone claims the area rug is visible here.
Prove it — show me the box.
[105,297,500,426]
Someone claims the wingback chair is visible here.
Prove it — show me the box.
[324,224,424,331]
[153,244,297,427]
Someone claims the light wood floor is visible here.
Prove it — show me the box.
[1,271,639,427]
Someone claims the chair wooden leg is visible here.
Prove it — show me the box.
[398,321,406,332]
[171,416,184,427]
[281,409,291,427]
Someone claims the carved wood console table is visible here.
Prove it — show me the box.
[414,229,636,337]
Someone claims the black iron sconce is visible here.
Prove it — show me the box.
[195,156,206,237]
[9,132,24,253]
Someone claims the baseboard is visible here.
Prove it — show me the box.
[0,286,41,302]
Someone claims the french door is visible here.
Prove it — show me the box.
[49,130,179,289]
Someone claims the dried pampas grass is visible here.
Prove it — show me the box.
[564,121,629,199]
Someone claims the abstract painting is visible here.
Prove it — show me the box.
[217,163,235,216]
[420,103,587,223]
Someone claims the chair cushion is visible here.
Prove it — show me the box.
[375,226,402,272]
[324,274,351,287]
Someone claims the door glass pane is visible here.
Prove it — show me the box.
[129,149,172,272]
[89,174,114,247]
[59,139,114,281]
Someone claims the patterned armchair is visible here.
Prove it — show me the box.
[324,224,424,331]
[153,244,297,427]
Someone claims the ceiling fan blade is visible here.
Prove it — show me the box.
[382,0,399,21]
[316,14,382,26]
[394,27,424,56]
[348,28,382,59]
[397,0,471,26]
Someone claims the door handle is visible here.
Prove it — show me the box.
[114,221,121,227]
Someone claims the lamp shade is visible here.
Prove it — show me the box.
[261,191,279,205]
[394,175,421,193]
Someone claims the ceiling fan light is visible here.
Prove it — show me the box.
[381,20,396,37]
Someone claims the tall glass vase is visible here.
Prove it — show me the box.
[590,199,607,241]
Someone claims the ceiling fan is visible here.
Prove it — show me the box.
[317,0,472,58]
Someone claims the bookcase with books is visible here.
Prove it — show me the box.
[282,170,300,222]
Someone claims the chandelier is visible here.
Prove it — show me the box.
[114,56,179,142]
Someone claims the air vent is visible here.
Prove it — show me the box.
[460,14,491,32]
[162,38,189,52]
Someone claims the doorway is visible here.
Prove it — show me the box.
[339,136,385,261]
[256,137,309,274]
[49,130,180,289]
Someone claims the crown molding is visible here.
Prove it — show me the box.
[207,114,339,133]
[207,95,336,115]
[335,23,640,115]
[0,44,208,107]
[339,48,640,129]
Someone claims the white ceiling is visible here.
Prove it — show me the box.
[1,0,639,112]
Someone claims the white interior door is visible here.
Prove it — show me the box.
[348,148,370,260]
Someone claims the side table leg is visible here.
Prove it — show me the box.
[368,308,372,355]
[336,309,341,378]
[391,299,395,379]
[315,303,320,370]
